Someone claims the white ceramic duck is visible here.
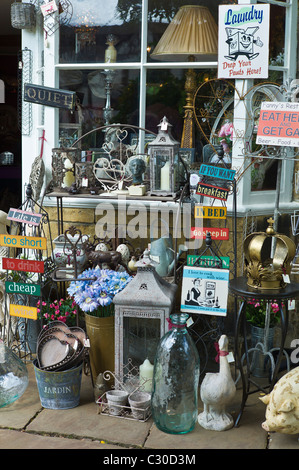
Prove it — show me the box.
[198,335,236,431]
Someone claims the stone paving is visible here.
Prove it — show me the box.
[0,362,299,451]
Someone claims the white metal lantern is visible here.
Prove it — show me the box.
[148,116,181,196]
[113,250,177,384]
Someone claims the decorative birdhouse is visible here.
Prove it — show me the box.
[148,116,182,197]
[113,249,177,384]
[243,217,296,290]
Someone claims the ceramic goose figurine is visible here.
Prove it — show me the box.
[198,335,236,431]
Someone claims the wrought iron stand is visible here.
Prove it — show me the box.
[229,276,299,427]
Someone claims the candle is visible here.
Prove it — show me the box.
[160,160,170,190]
[139,359,154,392]
[63,158,75,187]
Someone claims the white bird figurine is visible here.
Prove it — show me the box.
[198,335,236,431]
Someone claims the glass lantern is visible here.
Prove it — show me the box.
[113,250,177,385]
[148,116,182,197]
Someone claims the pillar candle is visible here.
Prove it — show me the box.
[160,160,170,190]
[63,158,75,187]
[139,359,154,392]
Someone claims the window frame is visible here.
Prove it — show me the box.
[21,0,298,214]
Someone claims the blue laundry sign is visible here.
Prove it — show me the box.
[218,3,270,79]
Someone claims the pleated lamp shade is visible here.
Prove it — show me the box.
[151,5,218,61]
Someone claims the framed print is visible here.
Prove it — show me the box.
[180,266,229,316]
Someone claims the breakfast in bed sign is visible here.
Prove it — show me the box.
[218,4,270,79]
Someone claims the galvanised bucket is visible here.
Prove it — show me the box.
[33,360,83,409]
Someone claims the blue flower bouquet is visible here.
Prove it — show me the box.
[67,267,132,317]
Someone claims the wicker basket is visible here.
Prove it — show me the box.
[11,2,36,30]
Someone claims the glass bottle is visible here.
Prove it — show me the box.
[0,340,28,408]
[151,313,200,434]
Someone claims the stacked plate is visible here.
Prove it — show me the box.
[36,321,87,371]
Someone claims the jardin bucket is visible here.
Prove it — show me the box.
[33,360,83,409]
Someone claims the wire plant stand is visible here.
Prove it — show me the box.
[96,359,152,422]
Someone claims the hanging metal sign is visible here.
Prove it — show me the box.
[187,255,230,269]
[195,206,227,219]
[7,208,42,226]
[24,83,76,110]
[2,258,45,273]
[196,182,229,201]
[5,281,41,296]
[9,304,38,321]
[199,164,236,181]
[0,234,47,250]
[190,227,229,240]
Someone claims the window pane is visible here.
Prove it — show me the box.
[59,0,141,63]
[59,69,140,146]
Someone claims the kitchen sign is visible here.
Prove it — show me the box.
[187,255,230,269]
[256,101,299,147]
[24,83,76,111]
[218,3,270,79]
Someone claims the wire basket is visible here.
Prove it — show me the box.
[11,2,36,30]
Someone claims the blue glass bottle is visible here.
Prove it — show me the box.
[151,313,200,434]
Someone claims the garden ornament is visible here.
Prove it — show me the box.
[260,366,299,434]
[198,335,236,431]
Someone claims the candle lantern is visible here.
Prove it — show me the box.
[113,249,177,385]
[51,147,81,191]
[148,116,182,197]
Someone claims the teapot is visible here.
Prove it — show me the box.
[149,219,187,277]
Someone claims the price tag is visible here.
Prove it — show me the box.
[82,177,88,187]
[283,274,290,283]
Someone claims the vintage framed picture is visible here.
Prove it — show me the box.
[180,266,229,316]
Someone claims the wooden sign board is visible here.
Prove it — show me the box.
[187,254,230,269]
[10,304,38,321]
[24,83,76,111]
[0,234,47,250]
[196,182,229,201]
[190,227,229,240]
[7,208,42,226]
[195,206,227,219]
[199,164,236,181]
[256,101,299,147]
[2,258,44,273]
[5,281,41,296]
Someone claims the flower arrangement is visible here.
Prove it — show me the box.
[218,121,233,153]
[37,297,78,327]
[67,267,132,317]
[246,299,281,328]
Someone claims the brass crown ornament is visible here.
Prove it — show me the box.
[243,217,296,290]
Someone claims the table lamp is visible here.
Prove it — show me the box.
[151,5,218,149]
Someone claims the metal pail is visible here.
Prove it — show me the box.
[33,360,83,409]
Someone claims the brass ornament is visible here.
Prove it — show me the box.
[243,217,296,290]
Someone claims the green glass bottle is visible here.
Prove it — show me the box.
[151,313,200,434]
